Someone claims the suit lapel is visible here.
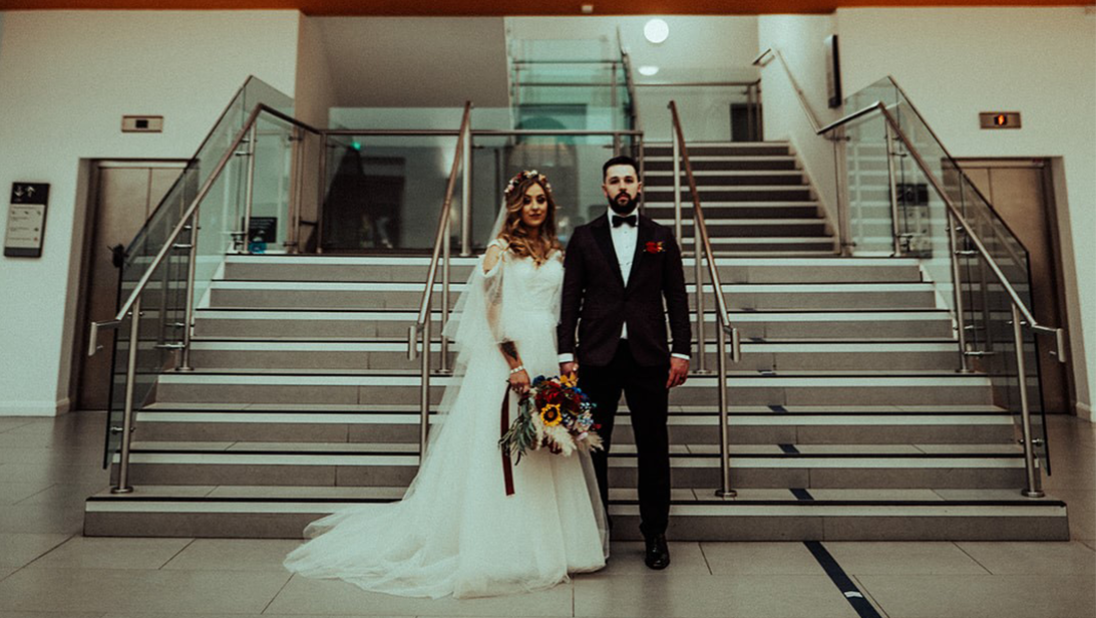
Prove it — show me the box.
[591,215,625,289]
[625,217,655,292]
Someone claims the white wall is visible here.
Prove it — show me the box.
[834,7,1094,418]
[0,10,301,416]
[316,17,510,108]
[757,14,841,233]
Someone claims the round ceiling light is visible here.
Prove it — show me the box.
[638,65,660,76]
[644,19,670,44]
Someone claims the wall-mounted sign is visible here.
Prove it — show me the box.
[4,182,50,258]
[979,112,1021,130]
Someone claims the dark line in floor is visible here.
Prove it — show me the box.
[804,541,884,618]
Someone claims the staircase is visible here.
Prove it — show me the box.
[84,142,1069,541]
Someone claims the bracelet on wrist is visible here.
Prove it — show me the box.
[509,365,526,375]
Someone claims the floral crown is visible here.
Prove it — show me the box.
[504,170,552,197]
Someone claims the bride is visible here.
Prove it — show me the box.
[284,170,609,599]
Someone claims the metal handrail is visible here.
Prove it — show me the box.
[819,99,1062,497]
[406,102,473,456]
[753,48,822,133]
[635,80,761,88]
[87,102,322,493]
[669,100,743,499]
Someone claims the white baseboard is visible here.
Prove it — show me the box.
[0,400,70,417]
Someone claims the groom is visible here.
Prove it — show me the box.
[558,155,691,570]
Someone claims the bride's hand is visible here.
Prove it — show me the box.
[509,370,531,396]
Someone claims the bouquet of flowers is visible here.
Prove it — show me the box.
[500,373,603,464]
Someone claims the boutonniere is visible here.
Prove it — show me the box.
[645,241,664,254]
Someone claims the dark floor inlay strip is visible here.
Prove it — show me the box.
[790,488,814,501]
[804,541,884,618]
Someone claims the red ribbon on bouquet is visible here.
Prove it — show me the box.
[500,388,515,496]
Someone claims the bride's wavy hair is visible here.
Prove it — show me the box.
[498,170,562,264]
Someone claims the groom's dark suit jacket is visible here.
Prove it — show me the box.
[558,213,691,367]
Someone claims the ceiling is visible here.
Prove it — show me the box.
[0,0,1086,15]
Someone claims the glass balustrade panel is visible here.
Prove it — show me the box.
[105,77,293,465]
[320,134,462,252]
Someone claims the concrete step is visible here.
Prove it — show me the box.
[644,142,792,158]
[206,281,935,311]
[220,255,921,284]
[643,170,807,186]
[133,403,1017,445]
[655,218,829,238]
[644,156,799,172]
[679,237,836,253]
[150,370,993,407]
[644,186,814,202]
[83,486,1070,541]
[193,308,954,340]
[184,339,963,372]
[643,202,823,219]
[107,441,1028,491]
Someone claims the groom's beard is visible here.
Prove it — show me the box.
[608,191,639,215]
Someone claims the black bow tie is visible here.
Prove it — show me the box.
[612,214,637,228]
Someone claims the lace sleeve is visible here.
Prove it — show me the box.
[482,241,507,344]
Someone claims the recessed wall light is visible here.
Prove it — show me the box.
[644,19,669,44]
[581,4,594,13]
[638,65,660,76]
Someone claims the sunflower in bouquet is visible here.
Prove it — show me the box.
[499,372,603,464]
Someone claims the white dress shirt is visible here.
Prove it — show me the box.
[559,206,689,364]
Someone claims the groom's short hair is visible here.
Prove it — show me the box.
[603,155,639,180]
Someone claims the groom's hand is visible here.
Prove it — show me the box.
[666,357,689,389]
[560,362,578,378]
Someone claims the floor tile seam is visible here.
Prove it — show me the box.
[696,541,714,575]
[10,482,63,507]
[16,532,79,570]
[158,537,199,570]
[948,541,995,575]
[260,572,298,615]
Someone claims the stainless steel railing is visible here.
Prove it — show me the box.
[87,102,322,493]
[819,99,1065,498]
[669,100,743,499]
[406,102,473,455]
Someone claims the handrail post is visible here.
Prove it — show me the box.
[420,314,432,456]
[1013,304,1045,498]
[179,210,200,372]
[884,120,902,257]
[112,297,142,495]
[460,118,472,257]
[242,123,258,254]
[439,227,451,374]
[715,322,736,498]
[289,125,305,254]
[316,132,328,254]
[947,211,972,373]
[694,229,707,374]
[671,123,683,243]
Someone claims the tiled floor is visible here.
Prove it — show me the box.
[0,412,1092,618]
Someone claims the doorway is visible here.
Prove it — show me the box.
[72,160,187,411]
[958,159,1074,415]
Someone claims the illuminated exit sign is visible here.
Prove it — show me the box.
[980,112,1022,129]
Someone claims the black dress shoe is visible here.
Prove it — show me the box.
[644,533,670,570]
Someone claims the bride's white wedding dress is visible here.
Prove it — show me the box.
[284,242,608,599]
